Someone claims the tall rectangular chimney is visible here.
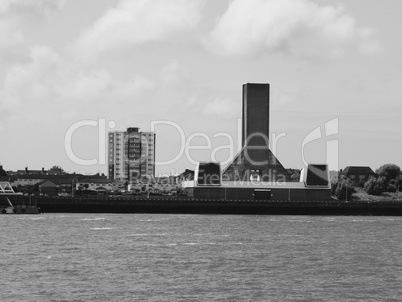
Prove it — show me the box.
[242,83,270,147]
[222,83,290,182]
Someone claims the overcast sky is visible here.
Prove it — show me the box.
[0,0,401,176]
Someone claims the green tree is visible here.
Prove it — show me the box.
[333,176,354,200]
[364,176,387,195]
[387,179,398,193]
[398,176,402,187]
[376,164,401,182]
[48,165,66,175]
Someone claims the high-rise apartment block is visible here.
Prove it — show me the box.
[108,127,155,183]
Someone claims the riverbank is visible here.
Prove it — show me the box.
[351,188,401,202]
[4,195,402,216]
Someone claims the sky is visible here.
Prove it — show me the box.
[0,0,401,176]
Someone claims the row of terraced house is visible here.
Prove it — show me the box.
[0,166,182,196]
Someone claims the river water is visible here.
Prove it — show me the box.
[1,214,402,301]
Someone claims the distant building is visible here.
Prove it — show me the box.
[39,175,79,196]
[178,169,194,182]
[108,127,156,184]
[222,83,290,182]
[12,174,47,187]
[286,169,301,182]
[75,177,117,192]
[153,176,180,193]
[183,83,331,201]
[7,167,64,176]
[7,167,47,176]
[0,170,113,195]
[339,166,376,186]
[0,165,7,177]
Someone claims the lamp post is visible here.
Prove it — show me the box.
[345,185,348,202]
[71,179,75,198]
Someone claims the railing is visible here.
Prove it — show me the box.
[0,182,15,194]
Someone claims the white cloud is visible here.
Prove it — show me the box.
[202,97,239,119]
[204,0,380,58]
[0,45,155,121]
[114,76,155,99]
[0,18,23,49]
[61,69,113,102]
[160,61,189,87]
[271,86,296,108]
[74,0,204,60]
[0,0,65,15]
[0,0,65,61]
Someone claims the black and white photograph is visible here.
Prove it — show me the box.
[1,0,402,300]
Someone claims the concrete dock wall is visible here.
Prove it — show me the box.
[7,196,402,216]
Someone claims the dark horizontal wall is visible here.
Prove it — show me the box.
[5,196,402,216]
[271,188,331,201]
[189,187,331,201]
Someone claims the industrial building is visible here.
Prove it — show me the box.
[183,83,331,201]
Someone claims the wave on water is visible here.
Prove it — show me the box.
[350,219,377,222]
[3,214,402,301]
[138,219,161,222]
[128,233,168,237]
[20,216,46,220]
[81,218,108,221]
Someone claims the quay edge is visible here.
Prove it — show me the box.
[6,196,402,216]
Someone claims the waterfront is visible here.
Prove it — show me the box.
[1,214,402,301]
[9,195,402,215]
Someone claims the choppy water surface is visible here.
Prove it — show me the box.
[1,214,402,301]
